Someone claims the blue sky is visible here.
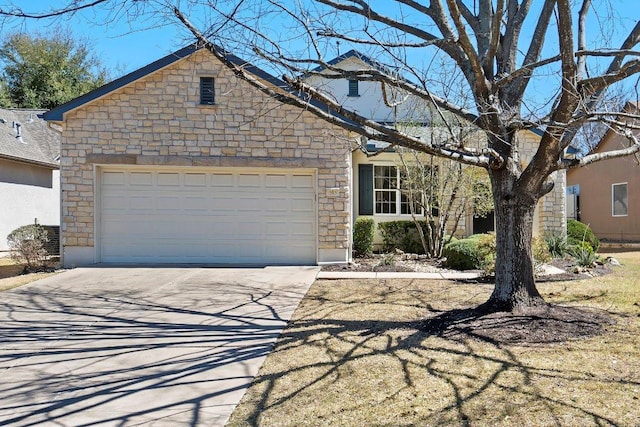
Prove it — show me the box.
[1,0,638,83]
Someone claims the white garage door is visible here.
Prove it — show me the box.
[99,167,316,264]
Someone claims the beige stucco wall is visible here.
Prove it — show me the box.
[57,48,353,266]
[0,158,60,251]
[567,131,640,241]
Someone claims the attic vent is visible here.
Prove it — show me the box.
[199,77,215,105]
[348,79,359,97]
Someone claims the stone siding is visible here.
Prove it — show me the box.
[518,130,567,236]
[59,48,352,265]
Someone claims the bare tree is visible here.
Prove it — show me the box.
[5,0,640,312]
[393,124,494,258]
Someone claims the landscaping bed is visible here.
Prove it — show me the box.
[322,252,614,282]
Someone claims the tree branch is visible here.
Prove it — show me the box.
[173,6,494,169]
[0,0,109,19]
[576,0,591,79]
[563,131,640,168]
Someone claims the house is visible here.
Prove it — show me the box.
[44,44,353,267]
[566,102,640,242]
[44,45,565,267]
[0,108,60,253]
[303,50,566,242]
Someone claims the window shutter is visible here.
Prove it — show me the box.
[358,164,373,215]
[200,77,215,105]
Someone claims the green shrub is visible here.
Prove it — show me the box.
[544,231,571,258]
[443,238,482,270]
[533,236,552,265]
[444,233,552,274]
[571,241,597,267]
[476,233,497,273]
[532,236,552,276]
[353,217,375,257]
[570,240,594,256]
[7,224,50,272]
[378,220,429,254]
[567,219,599,252]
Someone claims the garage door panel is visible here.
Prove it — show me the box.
[290,221,315,236]
[291,197,314,212]
[157,173,180,186]
[292,175,314,188]
[100,168,316,264]
[211,174,233,186]
[184,173,207,186]
[238,174,261,187]
[130,172,153,186]
[102,171,126,185]
[265,174,287,187]
[182,197,208,211]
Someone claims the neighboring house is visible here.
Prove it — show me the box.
[43,45,565,267]
[567,102,640,242]
[0,108,60,253]
[304,50,566,243]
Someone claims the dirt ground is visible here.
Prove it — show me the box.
[0,257,59,291]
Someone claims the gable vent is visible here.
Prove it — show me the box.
[200,77,215,105]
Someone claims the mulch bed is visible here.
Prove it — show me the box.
[322,254,613,282]
[420,304,616,345]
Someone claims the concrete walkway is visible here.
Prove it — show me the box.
[0,266,318,427]
[316,270,482,280]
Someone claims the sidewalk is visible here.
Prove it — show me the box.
[316,271,482,280]
[316,264,566,280]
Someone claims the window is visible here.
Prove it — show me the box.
[373,165,423,215]
[348,79,359,97]
[612,183,628,216]
[199,77,215,105]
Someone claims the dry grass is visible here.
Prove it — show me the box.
[0,257,58,292]
[228,251,640,427]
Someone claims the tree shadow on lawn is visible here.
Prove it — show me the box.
[0,278,299,427]
[229,280,637,427]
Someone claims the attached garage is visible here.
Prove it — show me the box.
[97,167,317,265]
[45,45,352,267]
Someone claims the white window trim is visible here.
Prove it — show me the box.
[372,164,422,216]
[612,182,628,217]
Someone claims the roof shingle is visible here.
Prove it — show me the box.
[0,108,60,168]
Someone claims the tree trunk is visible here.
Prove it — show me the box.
[483,172,547,312]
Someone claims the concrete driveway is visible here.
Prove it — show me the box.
[0,266,318,426]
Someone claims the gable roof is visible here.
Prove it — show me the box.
[43,44,350,126]
[310,49,397,75]
[0,109,60,168]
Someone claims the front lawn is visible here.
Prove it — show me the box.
[227,251,640,426]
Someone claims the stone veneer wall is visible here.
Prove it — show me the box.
[59,48,352,266]
[518,130,567,236]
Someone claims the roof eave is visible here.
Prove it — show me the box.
[0,153,59,169]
